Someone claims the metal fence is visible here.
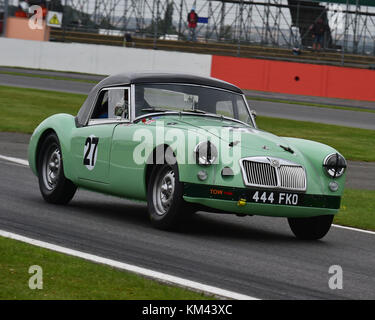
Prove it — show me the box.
[2,0,375,56]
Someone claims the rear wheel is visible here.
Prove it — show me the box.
[288,215,334,240]
[37,133,77,204]
[147,163,190,230]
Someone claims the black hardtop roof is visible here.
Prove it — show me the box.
[96,72,243,94]
[76,72,243,127]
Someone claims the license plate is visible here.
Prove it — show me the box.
[249,190,301,206]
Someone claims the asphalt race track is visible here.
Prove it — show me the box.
[0,69,374,300]
[0,73,93,95]
[0,134,374,299]
[0,152,374,300]
[247,99,375,130]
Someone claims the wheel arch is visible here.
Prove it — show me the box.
[144,143,178,193]
[35,128,58,174]
[28,113,76,178]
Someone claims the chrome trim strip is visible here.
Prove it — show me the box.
[242,94,257,129]
[87,119,130,126]
[131,84,136,122]
[133,111,251,127]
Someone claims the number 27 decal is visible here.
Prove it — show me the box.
[83,135,99,170]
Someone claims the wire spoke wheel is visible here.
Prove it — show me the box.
[147,160,191,230]
[152,167,175,216]
[42,146,61,191]
[37,133,77,204]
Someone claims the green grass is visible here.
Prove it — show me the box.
[247,96,375,114]
[0,236,213,300]
[0,85,374,162]
[0,71,98,84]
[256,116,375,162]
[334,189,375,232]
[0,86,85,133]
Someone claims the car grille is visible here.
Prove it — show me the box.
[240,157,307,191]
[242,161,278,187]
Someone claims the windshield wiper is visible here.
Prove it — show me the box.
[182,109,207,114]
[141,108,169,113]
[181,109,248,125]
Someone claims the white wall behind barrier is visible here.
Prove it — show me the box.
[0,38,212,76]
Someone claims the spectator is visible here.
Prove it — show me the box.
[187,8,198,42]
[310,18,326,52]
[123,33,134,47]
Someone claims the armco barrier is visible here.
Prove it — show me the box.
[211,55,375,102]
[0,38,212,76]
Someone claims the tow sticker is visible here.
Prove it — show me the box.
[83,135,99,170]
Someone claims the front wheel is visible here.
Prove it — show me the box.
[147,164,190,230]
[37,133,77,204]
[288,215,334,240]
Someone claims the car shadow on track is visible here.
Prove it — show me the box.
[180,212,297,243]
[62,194,329,245]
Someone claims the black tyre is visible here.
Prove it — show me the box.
[288,215,334,240]
[147,163,190,230]
[37,133,77,204]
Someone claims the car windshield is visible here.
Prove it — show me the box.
[135,83,254,127]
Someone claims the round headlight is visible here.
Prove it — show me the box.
[194,141,218,166]
[323,153,347,178]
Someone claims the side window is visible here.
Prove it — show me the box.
[91,88,129,121]
[216,101,234,118]
[108,88,129,119]
[236,98,251,124]
[91,90,109,119]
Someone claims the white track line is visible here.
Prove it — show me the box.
[332,224,375,235]
[0,153,374,236]
[0,229,257,300]
[0,154,29,166]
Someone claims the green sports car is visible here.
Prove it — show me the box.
[28,73,347,240]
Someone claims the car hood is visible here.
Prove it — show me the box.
[157,115,298,159]
[141,114,341,194]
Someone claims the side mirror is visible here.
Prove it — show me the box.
[251,110,257,120]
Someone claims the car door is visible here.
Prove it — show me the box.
[71,87,130,184]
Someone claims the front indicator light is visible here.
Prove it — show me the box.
[197,170,208,181]
[329,181,339,192]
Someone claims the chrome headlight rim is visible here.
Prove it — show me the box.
[193,141,218,166]
[323,153,347,178]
